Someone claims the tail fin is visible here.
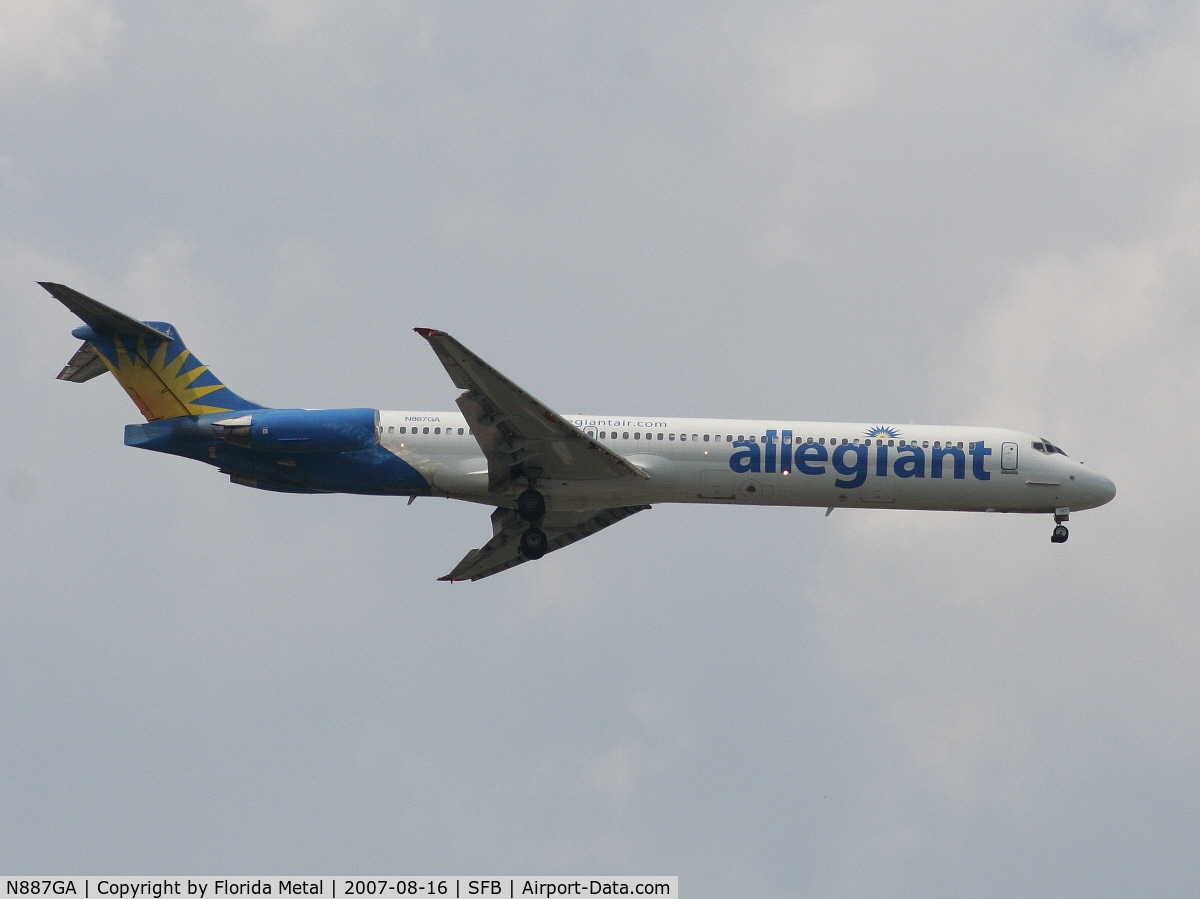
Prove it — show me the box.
[41,282,262,422]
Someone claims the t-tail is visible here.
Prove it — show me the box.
[41,282,262,421]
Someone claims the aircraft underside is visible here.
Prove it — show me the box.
[44,282,1115,581]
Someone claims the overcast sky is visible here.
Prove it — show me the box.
[3,1,1199,895]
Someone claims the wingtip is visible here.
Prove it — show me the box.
[413,327,443,338]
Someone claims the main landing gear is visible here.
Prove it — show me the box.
[1051,508,1069,544]
[517,486,548,560]
[517,487,546,522]
[519,525,548,559]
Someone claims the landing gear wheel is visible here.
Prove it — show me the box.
[519,526,548,560]
[517,487,546,522]
[1051,525,1069,543]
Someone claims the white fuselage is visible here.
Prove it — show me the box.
[379,412,1116,516]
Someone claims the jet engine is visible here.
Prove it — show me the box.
[210,408,379,454]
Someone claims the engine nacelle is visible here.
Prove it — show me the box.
[212,408,379,454]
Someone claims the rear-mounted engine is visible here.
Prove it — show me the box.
[210,408,379,454]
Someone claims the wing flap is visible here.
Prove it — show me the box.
[415,328,648,492]
[440,504,651,582]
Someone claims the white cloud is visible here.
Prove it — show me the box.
[809,174,1200,823]
[0,0,117,91]
[244,0,434,61]
[0,154,32,192]
[755,2,877,116]
[245,0,331,44]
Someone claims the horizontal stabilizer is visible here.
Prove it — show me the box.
[39,281,169,341]
[57,341,109,382]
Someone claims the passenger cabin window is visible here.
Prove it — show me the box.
[422,427,429,434]
[623,432,629,439]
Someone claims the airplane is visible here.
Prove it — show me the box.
[41,281,1116,581]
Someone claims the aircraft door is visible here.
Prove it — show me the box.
[1001,441,1018,471]
[584,427,597,439]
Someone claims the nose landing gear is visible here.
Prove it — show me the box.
[1051,508,1069,543]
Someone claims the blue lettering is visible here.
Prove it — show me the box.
[832,444,869,488]
[894,445,925,478]
[970,442,992,480]
[794,442,827,474]
[729,440,761,473]
[727,432,989,483]
[931,445,966,479]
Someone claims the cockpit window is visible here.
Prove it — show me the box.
[1033,439,1068,457]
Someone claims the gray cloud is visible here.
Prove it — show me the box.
[3,2,1198,895]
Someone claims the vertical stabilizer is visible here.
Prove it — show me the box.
[41,282,263,421]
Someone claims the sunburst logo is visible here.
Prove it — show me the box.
[864,426,901,439]
[98,334,237,421]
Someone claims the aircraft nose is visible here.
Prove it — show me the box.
[1079,469,1116,508]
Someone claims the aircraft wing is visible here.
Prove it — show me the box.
[414,328,649,493]
[441,504,651,582]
